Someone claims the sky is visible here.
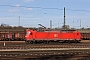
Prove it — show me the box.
[0,0,90,28]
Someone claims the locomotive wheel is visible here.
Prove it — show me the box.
[25,41,29,43]
[68,41,71,44]
[44,41,47,44]
[30,41,34,44]
[34,41,37,44]
[77,40,80,43]
[47,41,50,43]
[65,40,69,43]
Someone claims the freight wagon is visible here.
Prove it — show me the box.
[78,29,90,40]
[25,29,81,44]
[80,33,90,40]
[0,31,25,41]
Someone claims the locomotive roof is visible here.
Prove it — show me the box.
[61,30,76,31]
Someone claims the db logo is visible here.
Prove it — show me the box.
[54,34,58,37]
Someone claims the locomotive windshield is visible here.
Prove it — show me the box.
[26,31,30,35]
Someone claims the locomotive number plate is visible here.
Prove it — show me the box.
[54,34,58,37]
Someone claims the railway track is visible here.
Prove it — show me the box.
[0,42,90,49]
[0,45,90,50]
[0,41,89,50]
[0,41,90,60]
[0,50,90,60]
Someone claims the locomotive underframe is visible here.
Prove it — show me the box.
[25,39,81,44]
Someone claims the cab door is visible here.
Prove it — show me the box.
[32,30,36,40]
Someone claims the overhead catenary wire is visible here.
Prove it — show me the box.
[0,4,90,12]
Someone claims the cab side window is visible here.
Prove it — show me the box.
[77,33,79,35]
[30,32,32,35]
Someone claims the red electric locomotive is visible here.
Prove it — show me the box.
[25,29,81,44]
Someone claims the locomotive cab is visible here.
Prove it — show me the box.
[25,30,33,40]
[74,31,81,42]
[25,29,36,43]
[60,30,81,43]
